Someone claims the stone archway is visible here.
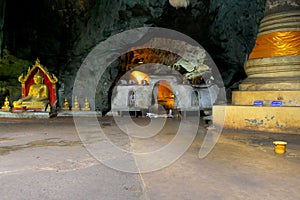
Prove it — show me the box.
[152,80,174,111]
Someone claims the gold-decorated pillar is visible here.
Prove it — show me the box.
[213,0,300,133]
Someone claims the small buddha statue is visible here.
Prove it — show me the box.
[13,70,49,110]
[1,97,11,111]
[72,96,80,111]
[62,98,70,111]
[82,97,91,111]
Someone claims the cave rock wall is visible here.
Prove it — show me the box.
[4,0,265,111]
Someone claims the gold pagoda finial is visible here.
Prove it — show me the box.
[1,97,11,112]
[72,96,80,111]
[35,58,40,65]
[82,97,91,111]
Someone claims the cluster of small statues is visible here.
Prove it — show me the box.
[1,94,91,112]
[62,96,91,111]
[0,58,93,113]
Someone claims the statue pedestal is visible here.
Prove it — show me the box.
[0,111,52,119]
[213,81,300,134]
[213,105,300,133]
[57,110,102,117]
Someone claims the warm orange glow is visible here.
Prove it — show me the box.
[249,31,300,59]
[169,0,190,9]
[131,71,150,84]
[157,81,174,109]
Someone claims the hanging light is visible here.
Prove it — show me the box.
[169,0,190,9]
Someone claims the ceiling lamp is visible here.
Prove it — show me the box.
[169,0,190,9]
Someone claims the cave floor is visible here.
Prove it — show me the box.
[0,117,299,200]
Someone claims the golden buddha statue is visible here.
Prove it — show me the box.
[82,97,91,111]
[1,97,11,111]
[13,70,49,110]
[62,97,70,111]
[72,96,80,111]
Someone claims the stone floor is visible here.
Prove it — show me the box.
[0,116,299,200]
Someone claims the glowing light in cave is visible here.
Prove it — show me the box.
[169,0,190,9]
[131,70,150,84]
[157,81,174,110]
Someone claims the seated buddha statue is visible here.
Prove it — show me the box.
[13,70,49,110]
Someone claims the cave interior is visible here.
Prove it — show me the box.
[0,0,267,113]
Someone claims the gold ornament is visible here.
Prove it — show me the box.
[62,98,70,111]
[72,96,80,111]
[1,97,11,112]
[82,97,91,111]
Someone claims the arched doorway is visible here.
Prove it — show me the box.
[153,80,174,111]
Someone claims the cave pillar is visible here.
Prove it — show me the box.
[213,0,300,133]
